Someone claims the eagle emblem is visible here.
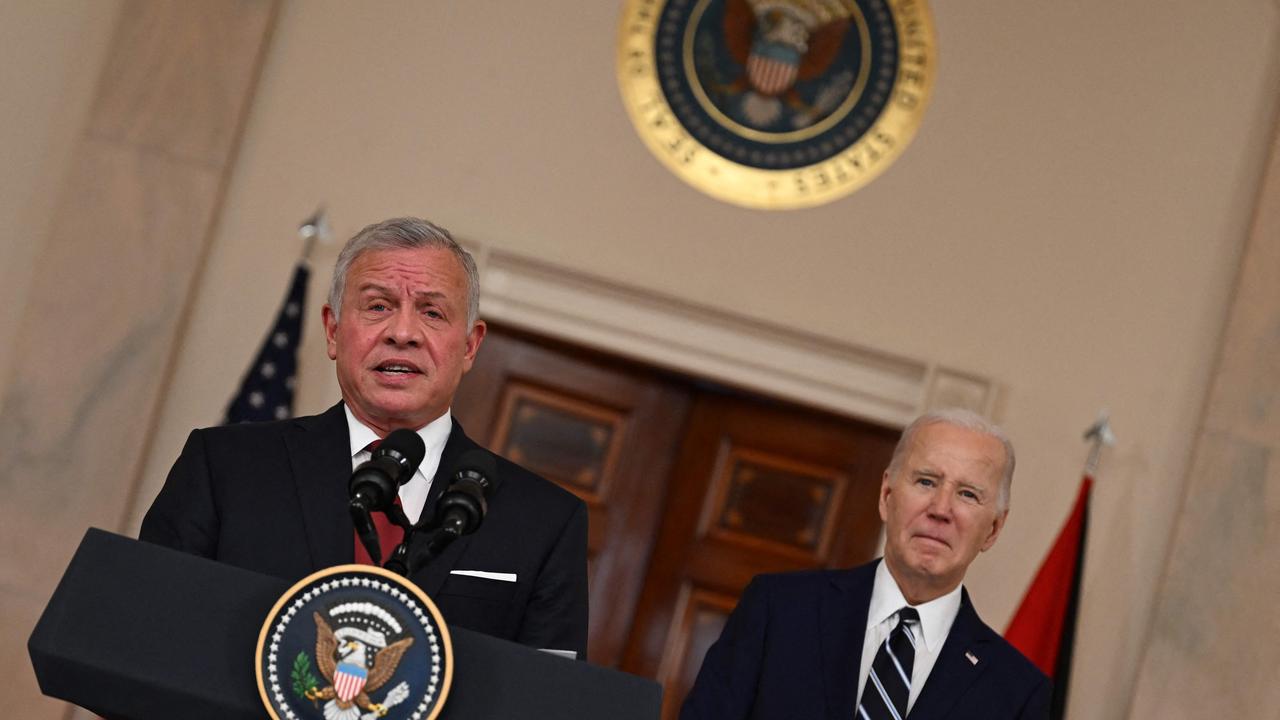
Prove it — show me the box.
[723,0,853,127]
[300,605,413,720]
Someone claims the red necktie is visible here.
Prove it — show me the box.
[352,440,406,566]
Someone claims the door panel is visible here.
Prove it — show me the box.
[453,327,691,666]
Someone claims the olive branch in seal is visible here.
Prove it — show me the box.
[290,651,321,701]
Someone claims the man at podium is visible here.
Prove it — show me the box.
[139,216,589,660]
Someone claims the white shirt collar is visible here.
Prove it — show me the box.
[342,404,453,461]
[869,559,963,653]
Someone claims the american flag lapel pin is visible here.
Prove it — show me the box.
[965,651,979,666]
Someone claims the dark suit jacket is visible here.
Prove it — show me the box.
[680,561,1049,720]
[139,402,589,659]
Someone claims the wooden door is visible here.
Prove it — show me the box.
[455,325,896,714]
[618,392,897,719]
[453,326,691,666]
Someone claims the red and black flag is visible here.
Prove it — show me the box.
[1004,474,1093,720]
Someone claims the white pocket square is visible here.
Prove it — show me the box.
[450,570,517,582]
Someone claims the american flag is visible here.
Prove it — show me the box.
[223,263,309,424]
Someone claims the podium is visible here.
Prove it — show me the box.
[28,529,661,720]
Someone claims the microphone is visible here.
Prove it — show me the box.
[349,429,426,562]
[434,449,496,538]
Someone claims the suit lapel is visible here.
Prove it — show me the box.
[411,419,502,596]
[821,562,877,720]
[284,403,353,571]
[909,589,992,719]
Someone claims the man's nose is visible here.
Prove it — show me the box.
[383,307,422,346]
[927,491,954,520]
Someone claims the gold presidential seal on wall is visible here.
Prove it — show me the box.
[617,0,935,210]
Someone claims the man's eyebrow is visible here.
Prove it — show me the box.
[355,285,447,300]
[357,283,394,295]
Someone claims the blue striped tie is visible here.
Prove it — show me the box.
[857,607,920,720]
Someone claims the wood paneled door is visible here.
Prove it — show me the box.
[453,328,691,666]
[453,326,897,715]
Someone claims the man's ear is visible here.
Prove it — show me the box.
[322,304,339,360]
[980,509,1008,552]
[461,320,487,371]
[878,470,892,523]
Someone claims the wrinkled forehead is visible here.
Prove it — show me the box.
[345,246,468,291]
[902,424,1006,483]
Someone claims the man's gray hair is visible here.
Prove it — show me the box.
[885,408,1016,510]
[328,216,480,325]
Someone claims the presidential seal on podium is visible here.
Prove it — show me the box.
[256,565,453,720]
[618,0,935,209]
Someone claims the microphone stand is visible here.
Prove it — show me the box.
[380,504,416,577]
[382,517,464,578]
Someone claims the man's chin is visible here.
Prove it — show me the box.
[901,548,953,577]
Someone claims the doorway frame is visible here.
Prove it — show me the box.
[463,244,999,431]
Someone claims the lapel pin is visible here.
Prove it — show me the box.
[965,651,979,666]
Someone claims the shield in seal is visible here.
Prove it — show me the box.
[256,565,453,720]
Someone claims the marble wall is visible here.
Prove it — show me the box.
[0,2,277,717]
[1129,110,1280,719]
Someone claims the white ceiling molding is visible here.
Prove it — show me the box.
[472,247,997,429]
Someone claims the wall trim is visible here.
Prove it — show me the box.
[470,246,997,429]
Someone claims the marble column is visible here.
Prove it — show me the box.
[0,2,278,718]
[1128,116,1280,715]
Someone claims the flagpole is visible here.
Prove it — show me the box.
[1006,410,1112,720]
[221,209,327,425]
[297,205,331,265]
[1082,411,1115,477]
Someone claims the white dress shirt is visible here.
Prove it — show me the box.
[856,560,964,714]
[344,405,452,524]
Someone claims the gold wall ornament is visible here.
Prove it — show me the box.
[617,0,936,210]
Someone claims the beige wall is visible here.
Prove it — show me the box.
[0,4,120,717]
[0,1,120,389]
[6,1,1279,719]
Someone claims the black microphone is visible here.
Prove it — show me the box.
[434,449,496,538]
[349,429,426,562]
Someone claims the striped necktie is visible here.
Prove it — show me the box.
[857,607,919,720]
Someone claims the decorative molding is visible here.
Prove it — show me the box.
[474,248,996,429]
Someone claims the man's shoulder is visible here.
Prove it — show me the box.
[186,404,342,450]
[961,601,1050,684]
[747,562,876,599]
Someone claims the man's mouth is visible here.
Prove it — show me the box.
[914,533,950,549]
[373,361,422,376]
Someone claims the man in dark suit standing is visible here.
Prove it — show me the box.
[140,217,588,660]
[681,409,1049,719]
